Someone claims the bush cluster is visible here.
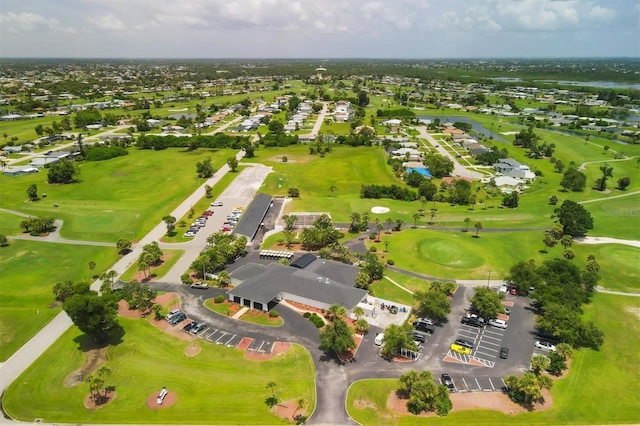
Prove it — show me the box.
[214,295,225,304]
[308,313,324,328]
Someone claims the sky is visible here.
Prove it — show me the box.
[0,0,638,58]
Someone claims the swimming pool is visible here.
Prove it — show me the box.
[406,167,432,178]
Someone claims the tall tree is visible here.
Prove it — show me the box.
[474,221,483,237]
[162,215,176,234]
[470,287,503,320]
[555,200,594,237]
[319,317,355,356]
[63,291,122,343]
[26,184,38,201]
[414,289,451,322]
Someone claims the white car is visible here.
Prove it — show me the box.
[183,232,196,238]
[498,284,509,294]
[211,201,223,207]
[489,318,507,329]
[374,333,384,346]
[535,341,556,352]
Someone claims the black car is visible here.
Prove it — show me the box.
[182,322,194,332]
[412,332,426,343]
[441,373,455,392]
[461,316,485,327]
[455,338,474,350]
[500,347,509,359]
[414,318,435,334]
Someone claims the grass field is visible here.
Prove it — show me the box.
[4,318,316,424]
[363,228,640,290]
[347,293,640,425]
[0,240,118,361]
[0,148,237,242]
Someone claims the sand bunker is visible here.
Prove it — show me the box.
[371,206,390,214]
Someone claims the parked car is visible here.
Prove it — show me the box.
[412,332,426,343]
[183,232,196,238]
[182,322,194,333]
[441,373,455,392]
[190,322,207,334]
[211,201,223,207]
[374,333,384,346]
[509,286,518,295]
[500,347,509,359]
[166,309,181,321]
[488,318,508,329]
[504,307,511,315]
[169,312,187,325]
[455,338,474,349]
[414,318,435,333]
[535,341,557,352]
[450,343,471,355]
[498,284,509,294]
[461,315,485,328]
[190,282,209,289]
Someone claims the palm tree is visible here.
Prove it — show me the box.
[328,304,347,320]
[413,213,420,228]
[563,249,575,260]
[464,217,471,232]
[293,398,307,419]
[386,217,394,233]
[376,222,384,241]
[560,235,573,250]
[556,343,573,360]
[474,221,483,237]
[352,306,365,319]
[419,196,427,213]
[354,318,369,335]
[429,209,436,224]
[329,185,337,196]
[138,260,148,279]
[350,212,361,232]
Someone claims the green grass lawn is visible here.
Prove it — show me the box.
[366,228,640,286]
[4,318,316,424]
[0,148,236,242]
[0,240,118,361]
[347,293,640,425]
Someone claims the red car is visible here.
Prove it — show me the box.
[509,287,517,295]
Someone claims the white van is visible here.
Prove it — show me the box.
[374,333,384,346]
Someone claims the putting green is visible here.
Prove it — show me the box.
[417,237,484,269]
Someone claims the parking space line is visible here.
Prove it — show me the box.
[489,378,495,391]
[479,340,501,348]
[501,377,507,390]
[475,378,481,390]
[482,332,504,340]
[461,378,469,391]
[215,332,228,344]
[224,334,236,346]
[475,350,497,358]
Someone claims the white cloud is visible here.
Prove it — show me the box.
[88,13,125,31]
[589,5,615,20]
[0,11,58,31]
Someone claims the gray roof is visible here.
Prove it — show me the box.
[227,262,367,311]
[232,193,272,241]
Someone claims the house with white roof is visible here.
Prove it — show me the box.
[494,158,536,180]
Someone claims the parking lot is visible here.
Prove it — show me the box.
[197,326,275,354]
[440,374,507,393]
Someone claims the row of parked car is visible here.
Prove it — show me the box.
[219,207,243,233]
[183,210,214,238]
[165,309,208,334]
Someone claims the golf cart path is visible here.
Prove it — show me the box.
[577,190,640,204]
[8,219,116,247]
[577,155,640,171]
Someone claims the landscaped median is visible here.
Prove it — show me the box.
[205,296,284,326]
